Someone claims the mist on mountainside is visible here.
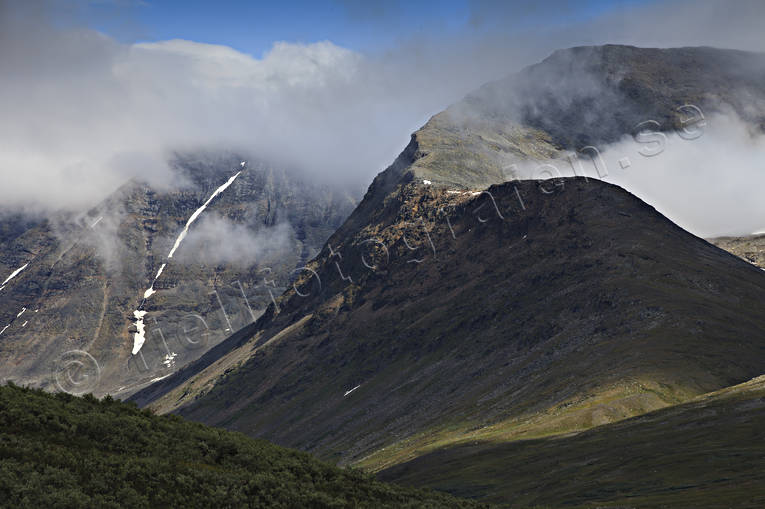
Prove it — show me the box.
[2,0,765,240]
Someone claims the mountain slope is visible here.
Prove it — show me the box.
[0,383,483,508]
[130,44,765,500]
[379,374,765,508]
[0,154,356,398]
[710,234,765,270]
[135,177,765,466]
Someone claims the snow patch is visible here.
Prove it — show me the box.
[16,307,26,318]
[150,374,172,383]
[0,325,9,336]
[21,321,27,328]
[167,171,242,259]
[423,179,432,185]
[344,384,361,397]
[131,169,243,355]
[90,216,103,228]
[1,263,29,288]
[131,310,148,355]
[162,352,177,368]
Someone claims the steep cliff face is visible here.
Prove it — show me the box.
[0,155,356,397]
[132,45,765,483]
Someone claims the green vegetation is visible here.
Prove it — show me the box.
[0,383,485,508]
[380,376,765,508]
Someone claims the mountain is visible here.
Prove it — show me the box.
[131,44,765,507]
[0,153,357,398]
[135,177,765,467]
[0,383,483,508]
[709,234,765,270]
[379,374,765,508]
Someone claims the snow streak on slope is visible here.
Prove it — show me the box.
[131,165,245,355]
[344,384,361,397]
[0,263,29,292]
[166,170,243,259]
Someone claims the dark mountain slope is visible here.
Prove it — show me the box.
[379,374,765,508]
[459,44,765,150]
[0,383,483,508]
[135,177,765,471]
[130,45,765,490]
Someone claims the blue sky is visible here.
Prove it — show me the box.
[77,0,655,56]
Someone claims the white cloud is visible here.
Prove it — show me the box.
[0,5,489,212]
[599,114,765,238]
[2,0,764,231]
[519,113,765,238]
[173,214,294,266]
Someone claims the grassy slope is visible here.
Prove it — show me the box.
[0,384,485,508]
[379,375,765,508]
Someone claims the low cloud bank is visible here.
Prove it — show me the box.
[515,113,765,238]
[2,0,764,239]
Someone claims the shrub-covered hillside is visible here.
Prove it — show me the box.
[0,384,484,508]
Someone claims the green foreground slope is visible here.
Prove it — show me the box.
[0,384,483,508]
[379,375,765,508]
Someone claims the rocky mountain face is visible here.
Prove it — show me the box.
[131,44,765,506]
[709,234,765,270]
[0,154,356,398]
[136,177,765,464]
[394,45,765,190]
[463,45,765,148]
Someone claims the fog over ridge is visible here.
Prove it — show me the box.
[2,0,765,237]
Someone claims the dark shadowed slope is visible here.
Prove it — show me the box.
[130,45,765,503]
[379,374,765,508]
[135,177,765,470]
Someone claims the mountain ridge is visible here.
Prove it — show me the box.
[0,156,357,397]
[130,48,765,486]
